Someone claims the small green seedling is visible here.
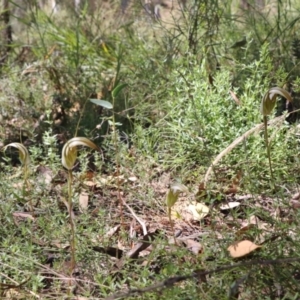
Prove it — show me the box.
[166,183,188,243]
[260,87,292,179]
[61,137,99,274]
[90,82,127,223]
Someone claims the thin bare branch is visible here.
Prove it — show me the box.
[105,256,300,300]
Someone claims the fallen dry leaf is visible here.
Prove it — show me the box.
[183,239,203,255]
[84,171,95,180]
[83,180,96,187]
[36,165,53,186]
[227,240,261,258]
[13,212,35,221]
[195,181,207,199]
[79,191,89,213]
[222,170,242,194]
[291,199,300,209]
[88,174,126,188]
[220,202,240,210]
[104,225,121,238]
[4,289,22,299]
[188,203,209,221]
[51,240,70,249]
[235,224,256,236]
[114,229,160,270]
[172,200,209,222]
[292,192,300,200]
[12,181,24,189]
[128,176,138,182]
[229,90,241,105]
[248,215,260,224]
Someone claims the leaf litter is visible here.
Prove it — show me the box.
[6,153,299,299]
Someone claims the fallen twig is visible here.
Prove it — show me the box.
[105,256,300,300]
[122,198,148,236]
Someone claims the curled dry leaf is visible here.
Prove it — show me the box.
[188,203,209,221]
[220,202,240,210]
[227,240,261,258]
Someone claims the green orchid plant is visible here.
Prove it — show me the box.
[166,183,188,244]
[260,87,292,179]
[61,137,99,273]
[3,143,31,206]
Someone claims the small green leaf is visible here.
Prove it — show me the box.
[90,99,113,109]
[112,83,127,98]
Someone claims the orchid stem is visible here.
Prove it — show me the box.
[68,169,76,274]
[263,116,274,180]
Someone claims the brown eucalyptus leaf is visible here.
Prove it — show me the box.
[227,240,261,258]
